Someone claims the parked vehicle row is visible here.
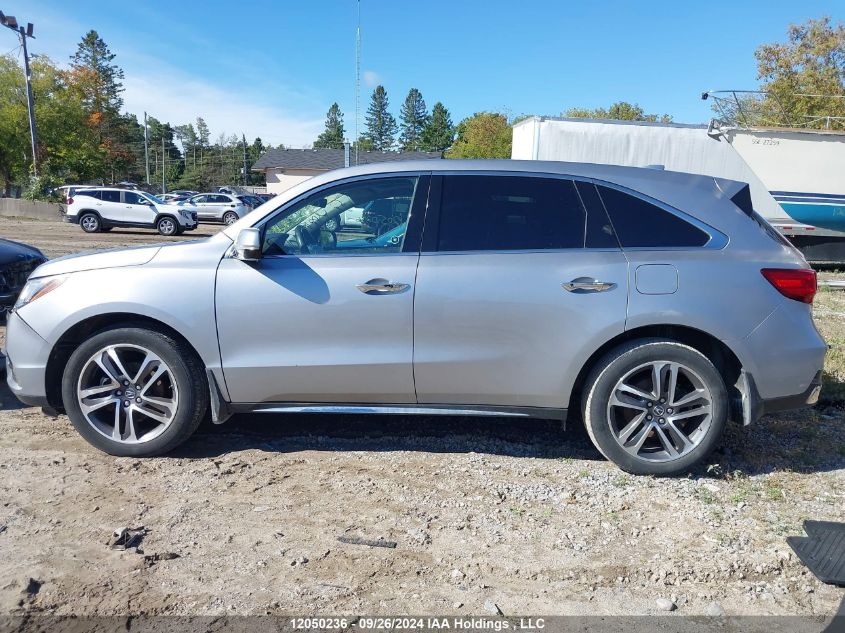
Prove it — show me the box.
[5,160,825,476]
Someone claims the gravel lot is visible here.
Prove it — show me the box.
[0,218,843,618]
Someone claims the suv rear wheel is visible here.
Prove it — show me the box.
[222,211,239,225]
[61,326,208,456]
[583,339,728,476]
[79,213,101,233]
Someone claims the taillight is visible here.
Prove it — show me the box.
[67,197,74,204]
[761,268,817,304]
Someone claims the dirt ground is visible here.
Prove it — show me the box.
[0,218,842,618]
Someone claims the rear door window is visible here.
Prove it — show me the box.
[595,185,709,248]
[100,190,121,203]
[437,175,586,251]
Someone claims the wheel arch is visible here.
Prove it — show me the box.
[568,324,744,423]
[44,312,207,413]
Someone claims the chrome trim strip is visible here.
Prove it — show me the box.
[252,405,529,416]
[237,403,567,420]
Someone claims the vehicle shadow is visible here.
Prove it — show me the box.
[173,412,605,462]
[0,375,26,411]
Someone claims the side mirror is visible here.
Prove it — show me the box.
[233,227,261,262]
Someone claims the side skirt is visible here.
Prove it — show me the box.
[228,402,567,421]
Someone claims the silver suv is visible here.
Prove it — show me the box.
[5,161,826,475]
[180,193,251,225]
[65,188,198,236]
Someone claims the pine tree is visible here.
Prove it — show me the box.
[314,103,346,149]
[399,88,429,151]
[70,31,125,120]
[421,102,454,152]
[362,86,398,151]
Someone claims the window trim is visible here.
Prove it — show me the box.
[251,172,432,259]
[422,171,727,254]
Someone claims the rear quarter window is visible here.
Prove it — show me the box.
[596,185,709,248]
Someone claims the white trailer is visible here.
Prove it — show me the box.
[512,117,845,263]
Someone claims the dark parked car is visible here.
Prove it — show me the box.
[0,238,47,317]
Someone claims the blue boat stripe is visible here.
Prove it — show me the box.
[774,196,845,205]
[770,190,845,200]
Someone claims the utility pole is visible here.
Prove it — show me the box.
[161,136,166,194]
[354,0,360,166]
[1,12,38,176]
[242,134,248,187]
[143,112,150,184]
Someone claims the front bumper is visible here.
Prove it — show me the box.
[4,310,51,408]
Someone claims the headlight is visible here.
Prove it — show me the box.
[14,275,67,310]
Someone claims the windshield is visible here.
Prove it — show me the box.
[144,193,165,204]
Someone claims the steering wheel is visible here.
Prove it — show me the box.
[294,224,316,254]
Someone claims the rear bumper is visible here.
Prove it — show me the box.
[736,369,822,425]
[64,214,78,224]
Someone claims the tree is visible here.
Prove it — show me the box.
[420,102,454,152]
[69,31,125,135]
[446,112,512,159]
[314,103,346,149]
[755,16,845,128]
[399,88,428,150]
[563,101,672,123]
[362,85,398,151]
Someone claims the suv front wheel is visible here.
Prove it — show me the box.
[61,326,208,456]
[583,339,728,476]
[156,216,178,236]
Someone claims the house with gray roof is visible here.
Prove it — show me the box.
[252,147,442,194]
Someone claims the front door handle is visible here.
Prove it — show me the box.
[562,277,616,293]
[356,278,410,295]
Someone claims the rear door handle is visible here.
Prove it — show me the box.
[562,277,616,293]
[356,278,410,295]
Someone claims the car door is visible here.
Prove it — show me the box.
[188,195,211,219]
[122,191,157,225]
[412,174,629,411]
[96,190,123,222]
[215,174,429,404]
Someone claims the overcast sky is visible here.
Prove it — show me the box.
[8,0,843,147]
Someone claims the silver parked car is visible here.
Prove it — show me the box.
[4,160,826,475]
[181,193,251,225]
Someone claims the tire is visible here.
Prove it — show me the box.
[61,326,209,457]
[79,213,101,233]
[582,338,728,476]
[222,211,239,226]
[156,216,178,236]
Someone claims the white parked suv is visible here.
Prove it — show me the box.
[180,193,251,225]
[65,188,198,236]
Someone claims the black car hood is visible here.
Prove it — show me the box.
[0,239,46,266]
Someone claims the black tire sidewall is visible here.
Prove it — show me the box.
[584,340,728,476]
[61,327,206,457]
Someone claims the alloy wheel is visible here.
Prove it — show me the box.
[81,215,99,232]
[76,344,179,444]
[223,212,238,225]
[158,218,176,235]
[606,360,713,462]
